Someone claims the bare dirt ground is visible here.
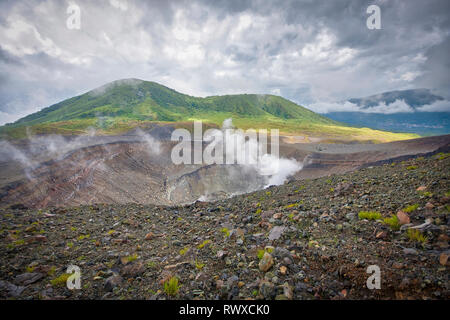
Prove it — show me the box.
[0,154,448,300]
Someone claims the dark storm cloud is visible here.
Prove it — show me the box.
[417,37,450,98]
[0,0,449,124]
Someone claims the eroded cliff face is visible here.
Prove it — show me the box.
[0,142,167,208]
[167,164,267,203]
[0,138,273,208]
[0,132,449,209]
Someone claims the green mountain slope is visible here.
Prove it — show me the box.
[0,79,418,142]
[13,79,334,125]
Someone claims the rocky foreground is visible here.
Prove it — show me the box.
[0,154,449,300]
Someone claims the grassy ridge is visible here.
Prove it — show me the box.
[0,79,419,142]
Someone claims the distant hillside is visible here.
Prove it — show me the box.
[322,89,450,136]
[348,88,444,110]
[0,79,418,142]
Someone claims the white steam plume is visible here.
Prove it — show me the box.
[205,118,302,187]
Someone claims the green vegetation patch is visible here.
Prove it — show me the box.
[406,229,427,243]
[403,204,419,213]
[163,276,180,297]
[358,211,383,220]
[383,215,400,231]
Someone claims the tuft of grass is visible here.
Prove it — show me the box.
[406,229,427,243]
[358,211,383,220]
[179,247,189,255]
[163,276,180,297]
[221,227,230,238]
[406,165,418,170]
[285,201,303,209]
[418,191,433,198]
[26,265,36,273]
[383,215,400,231]
[13,239,25,246]
[257,249,265,260]
[50,273,70,287]
[257,246,274,259]
[195,261,205,270]
[197,240,211,249]
[124,253,138,263]
[77,234,90,241]
[403,204,419,213]
[47,266,57,276]
[436,152,450,160]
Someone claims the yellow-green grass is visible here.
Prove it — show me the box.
[0,116,419,143]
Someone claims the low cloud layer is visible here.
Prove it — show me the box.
[309,98,450,114]
[0,0,449,124]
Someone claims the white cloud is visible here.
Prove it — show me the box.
[418,99,450,112]
[308,98,450,114]
[307,101,361,113]
[109,0,128,11]
[401,72,420,82]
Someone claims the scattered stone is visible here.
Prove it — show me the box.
[259,280,274,299]
[403,248,418,255]
[259,252,274,272]
[268,226,285,241]
[121,262,145,277]
[15,272,45,286]
[282,282,293,300]
[376,231,387,239]
[164,261,190,270]
[144,232,154,240]
[439,253,448,266]
[397,210,410,225]
[104,274,122,292]
[0,280,25,297]
[425,202,434,210]
[216,250,227,259]
[273,212,282,219]
[280,266,287,275]
[261,210,274,220]
[26,235,47,243]
[294,282,308,293]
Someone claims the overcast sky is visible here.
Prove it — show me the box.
[0,0,449,124]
